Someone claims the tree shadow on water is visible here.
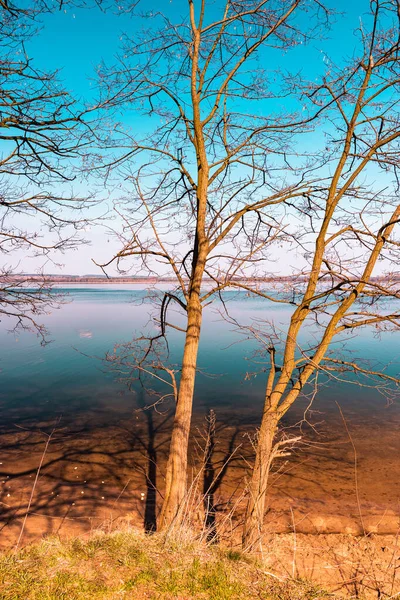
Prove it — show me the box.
[202,410,242,544]
[135,389,173,533]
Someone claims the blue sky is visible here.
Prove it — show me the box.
[27,0,367,96]
[9,0,380,275]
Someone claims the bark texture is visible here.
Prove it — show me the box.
[242,411,277,550]
[158,288,204,528]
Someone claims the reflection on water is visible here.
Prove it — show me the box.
[1,285,400,541]
[1,285,399,425]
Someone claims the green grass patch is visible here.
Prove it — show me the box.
[0,529,342,599]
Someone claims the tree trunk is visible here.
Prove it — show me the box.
[159,19,209,527]
[242,411,278,551]
[158,294,203,530]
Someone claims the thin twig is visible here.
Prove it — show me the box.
[15,427,57,552]
[336,401,366,536]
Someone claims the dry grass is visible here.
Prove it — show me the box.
[0,527,338,600]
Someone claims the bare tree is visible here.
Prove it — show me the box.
[95,0,333,528]
[0,0,98,341]
[242,0,400,549]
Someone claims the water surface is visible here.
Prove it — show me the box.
[1,286,400,541]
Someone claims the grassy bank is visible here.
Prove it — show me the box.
[0,528,336,600]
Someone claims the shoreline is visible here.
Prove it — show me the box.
[1,401,400,549]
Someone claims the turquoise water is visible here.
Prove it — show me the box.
[1,285,399,431]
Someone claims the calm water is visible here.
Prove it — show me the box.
[2,285,400,541]
[1,285,400,430]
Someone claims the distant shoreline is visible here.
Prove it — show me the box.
[6,274,296,285]
[5,274,397,285]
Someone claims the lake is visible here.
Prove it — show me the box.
[1,285,400,545]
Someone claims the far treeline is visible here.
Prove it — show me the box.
[7,274,400,284]
[2,0,400,549]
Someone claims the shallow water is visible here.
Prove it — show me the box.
[1,286,400,542]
